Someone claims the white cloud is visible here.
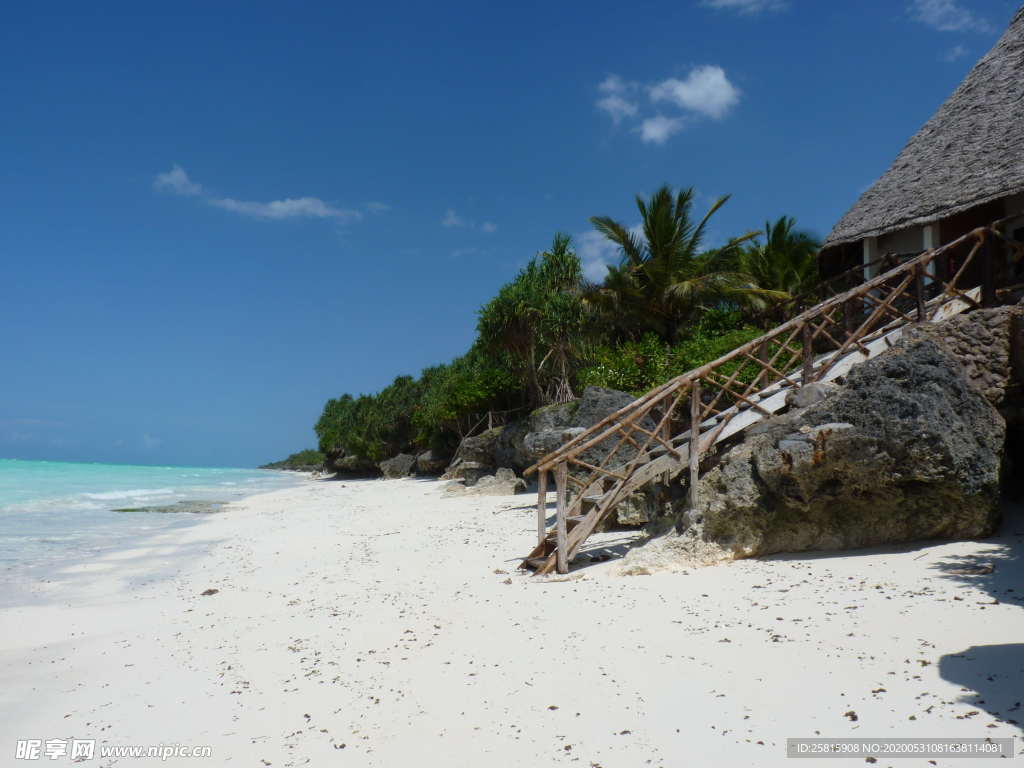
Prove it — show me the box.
[595,66,740,144]
[153,166,362,224]
[575,223,644,282]
[650,65,740,120]
[599,74,631,93]
[153,164,202,196]
[209,196,362,222]
[909,0,993,32]
[576,231,620,282]
[442,209,466,228]
[701,0,787,13]
[596,75,640,123]
[638,115,687,144]
[597,93,639,123]
[943,43,969,61]
[442,208,495,233]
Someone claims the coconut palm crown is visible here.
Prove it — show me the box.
[589,185,784,343]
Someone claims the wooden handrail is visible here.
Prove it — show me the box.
[525,226,988,476]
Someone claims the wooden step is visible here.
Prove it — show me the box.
[536,514,590,556]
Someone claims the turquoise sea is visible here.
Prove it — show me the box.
[0,459,304,578]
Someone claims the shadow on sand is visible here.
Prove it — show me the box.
[932,503,1024,735]
[937,644,1024,734]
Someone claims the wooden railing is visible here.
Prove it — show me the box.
[522,225,1021,575]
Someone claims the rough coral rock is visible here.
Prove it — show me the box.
[327,453,380,478]
[379,453,417,479]
[444,467,527,497]
[415,450,448,476]
[442,386,647,479]
[622,327,1008,571]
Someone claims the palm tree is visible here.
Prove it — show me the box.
[738,216,821,299]
[589,185,782,343]
[477,234,591,406]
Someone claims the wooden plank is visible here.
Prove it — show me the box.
[982,234,996,307]
[862,289,914,324]
[915,264,925,321]
[555,462,568,574]
[524,283,982,575]
[702,369,773,415]
[525,228,988,477]
[557,389,686,566]
[567,456,628,481]
[689,381,701,509]
[534,392,667,473]
[802,322,814,383]
[741,351,799,388]
[660,395,673,484]
[630,422,681,457]
[536,469,547,547]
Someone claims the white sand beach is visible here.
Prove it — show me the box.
[1,477,1022,767]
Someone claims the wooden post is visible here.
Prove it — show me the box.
[981,233,996,307]
[536,469,548,547]
[661,395,673,484]
[757,339,769,364]
[555,462,568,574]
[688,381,701,510]
[802,322,814,383]
[914,263,926,321]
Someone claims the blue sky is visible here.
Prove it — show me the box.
[1,0,1018,467]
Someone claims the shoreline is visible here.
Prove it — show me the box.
[1,478,1021,766]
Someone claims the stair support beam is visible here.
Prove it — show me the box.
[689,381,701,510]
[536,469,548,548]
[802,322,814,383]
[555,462,568,574]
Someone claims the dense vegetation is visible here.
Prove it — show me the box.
[260,449,326,471]
[313,185,820,467]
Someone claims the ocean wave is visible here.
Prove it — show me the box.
[81,488,177,501]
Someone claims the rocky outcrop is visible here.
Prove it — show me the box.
[520,387,656,469]
[415,450,448,476]
[379,453,417,479]
[904,304,1024,408]
[444,467,527,497]
[442,428,504,486]
[442,387,651,484]
[622,309,1023,573]
[326,453,380,478]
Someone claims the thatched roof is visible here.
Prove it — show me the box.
[823,6,1024,249]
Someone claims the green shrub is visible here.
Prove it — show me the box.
[579,324,765,396]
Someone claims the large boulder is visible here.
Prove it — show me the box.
[522,387,656,473]
[326,453,380,478]
[442,460,493,486]
[444,467,527,497]
[415,450,448,476]
[441,387,648,481]
[442,427,505,485]
[379,453,417,479]
[456,427,504,464]
[904,304,1024,408]
[623,330,1007,571]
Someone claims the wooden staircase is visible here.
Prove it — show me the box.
[520,224,1023,575]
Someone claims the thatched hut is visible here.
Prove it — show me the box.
[820,6,1024,281]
